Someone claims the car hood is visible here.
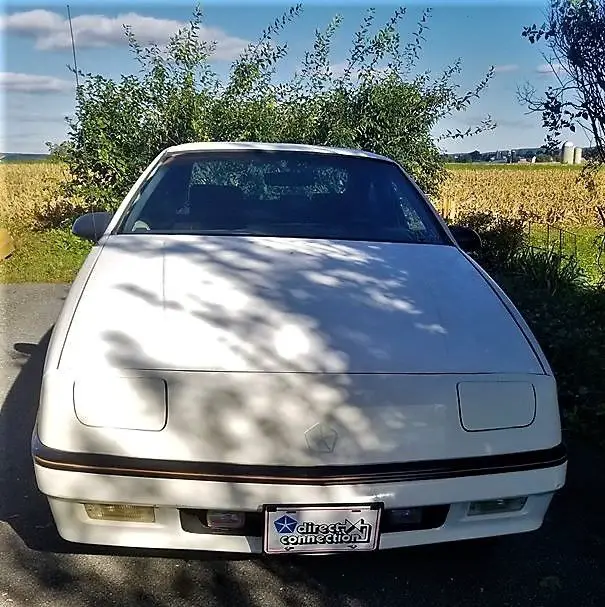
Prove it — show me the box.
[58,234,542,375]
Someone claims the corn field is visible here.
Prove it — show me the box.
[0,162,71,234]
[436,164,605,226]
[1,161,604,234]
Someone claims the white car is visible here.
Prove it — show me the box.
[32,142,566,555]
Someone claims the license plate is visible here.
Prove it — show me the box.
[263,504,382,554]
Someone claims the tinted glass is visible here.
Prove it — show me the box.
[117,151,446,244]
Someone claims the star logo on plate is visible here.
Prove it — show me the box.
[274,514,298,534]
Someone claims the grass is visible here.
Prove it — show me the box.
[0,161,89,283]
[572,227,603,282]
[490,255,605,443]
[0,228,91,283]
[528,224,603,283]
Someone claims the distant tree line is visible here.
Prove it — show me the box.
[442,148,560,164]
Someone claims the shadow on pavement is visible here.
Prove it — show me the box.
[0,328,60,550]
[1,329,605,606]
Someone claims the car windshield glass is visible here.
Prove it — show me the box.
[117,150,446,244]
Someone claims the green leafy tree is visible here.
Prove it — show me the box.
[45,141,73,163]
[53,3,495,218]
[535,153,554,162]
[520,0,605,164]
[519,0,605,280]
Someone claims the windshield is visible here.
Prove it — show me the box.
[117,150,447,244]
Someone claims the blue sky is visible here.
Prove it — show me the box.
[1,0,590,154]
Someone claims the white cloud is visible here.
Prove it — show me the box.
[0,72,72,94]
[493,117,532,129]
[493,64,519,73]
[330,62,349,76]
[536,62,565,75]
[0,9,248,60]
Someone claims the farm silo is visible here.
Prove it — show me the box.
[561,141,575,164]
[573,146,583,164]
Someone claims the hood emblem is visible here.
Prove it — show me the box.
[305,423,338,453]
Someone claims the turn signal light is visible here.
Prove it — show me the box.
[468,497,527,516]
[83,503,155,523]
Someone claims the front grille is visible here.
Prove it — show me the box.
[179,505,450,537]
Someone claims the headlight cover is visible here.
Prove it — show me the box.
[73,376,167,431]
[457,381,536,431]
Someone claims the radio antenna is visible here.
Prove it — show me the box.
[66,4,100,239]
[66,4,80,89]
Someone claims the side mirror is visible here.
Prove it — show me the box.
[448,225,482,253]
[72,212,113,243]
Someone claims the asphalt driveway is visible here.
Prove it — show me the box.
[0,284,604,607]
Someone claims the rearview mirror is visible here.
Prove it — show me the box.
[72,212,113,242]
[448,225,482,253]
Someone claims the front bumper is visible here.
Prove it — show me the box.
[32,434,567,553]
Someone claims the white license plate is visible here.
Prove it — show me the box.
[263,504,382,554]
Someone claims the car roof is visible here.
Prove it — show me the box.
[164,141,395,163]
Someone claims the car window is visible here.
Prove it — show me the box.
[117,151,446,245]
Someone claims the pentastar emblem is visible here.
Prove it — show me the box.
[305,423,338,453]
